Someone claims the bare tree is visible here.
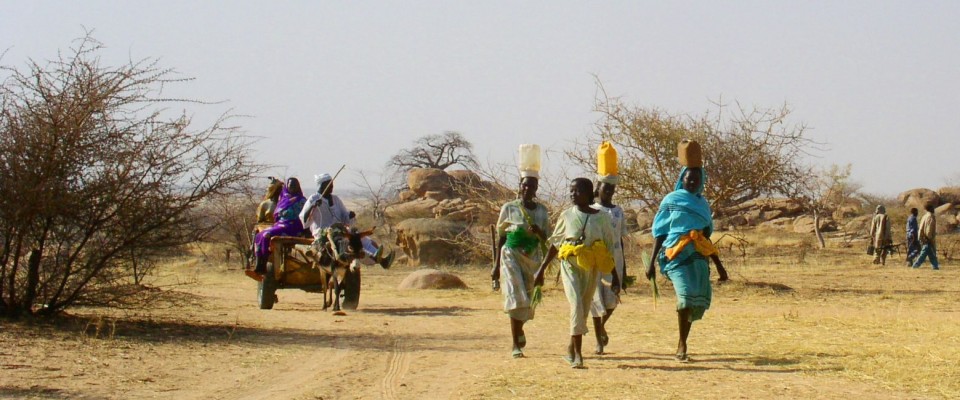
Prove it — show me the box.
[354,169,398,229]
[785,164,861,248]
[568,82,817,216]
[387,131,480,172]
[0,34,258,316]
[206,179,261,270]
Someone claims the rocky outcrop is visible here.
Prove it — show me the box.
[387,168,514,266]
[935,202,955,215]
[397,269,468,290]
[713,198,808,232]
[408,168,453,197]
[394,218,471,267]
[938,213,958,234]
[898,188,940,211]
[938,187,960,205]
[792,215,838,234]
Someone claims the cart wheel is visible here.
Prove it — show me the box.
[258,261,277,310]
[340,267,361,310]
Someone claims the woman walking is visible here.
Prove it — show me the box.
[645,139,725,362]
[590,178,626,355]
[535,178,616,369]
[491,164,550,359]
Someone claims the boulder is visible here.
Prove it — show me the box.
[398,190,418,202]
[759,198,805,218]
[843,215,873,234]
[384,198,439,223]
[408,168,453,197]
[793,215,837,234]
[935,202,955,216]
[397,269,468,290]
[938,187,960,205]
[394,218,472,266]
[743,209,763,225]
[898,188,940,211]
[715,215,748,231]
[424,191,448,201]
[758,217,794,232]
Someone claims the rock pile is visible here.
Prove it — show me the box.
[387,168,511,266]
[897,187,960,233]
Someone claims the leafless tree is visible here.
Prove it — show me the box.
[0,34,258,316]
[567,81,818,216]
[205,179,262,270]
[387,131,480,172]
[354,169,398,229]
[784,164,861,248]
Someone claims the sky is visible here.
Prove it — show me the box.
[3,1,959,197]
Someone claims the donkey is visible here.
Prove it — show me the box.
[315,223,373,313]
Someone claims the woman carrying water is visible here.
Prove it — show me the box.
[646,139,726,363]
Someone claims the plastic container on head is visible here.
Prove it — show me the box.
[678,139,703,168]
[518,144,541,178]
[597,141,618,176]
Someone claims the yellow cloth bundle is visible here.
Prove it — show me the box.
[558,240,615,273]
[664,230,718,261]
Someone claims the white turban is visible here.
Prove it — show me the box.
[314,173,332,187]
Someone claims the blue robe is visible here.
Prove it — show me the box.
[651,167,714,321]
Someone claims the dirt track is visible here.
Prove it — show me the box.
[1,260,950,399]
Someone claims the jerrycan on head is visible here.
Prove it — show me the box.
[597,141,618,177]
[678,139,703,168]
[518,144,541,179]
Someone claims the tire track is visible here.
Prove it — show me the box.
[380,338,409,400]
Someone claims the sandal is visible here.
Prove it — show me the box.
[675,353,690,363]
[512,348,524,358]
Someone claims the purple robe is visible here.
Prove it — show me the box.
[255,185,306,259]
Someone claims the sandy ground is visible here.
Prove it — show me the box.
[1,255,956,399]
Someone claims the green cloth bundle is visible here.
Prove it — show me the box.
[505,228,540,253]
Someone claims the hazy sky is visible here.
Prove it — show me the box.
[4,1,959,196]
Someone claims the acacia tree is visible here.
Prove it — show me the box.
[387,131,479,172]
[0,35,257,316]
[568,84,816,216]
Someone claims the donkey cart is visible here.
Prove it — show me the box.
[248,228,364,313]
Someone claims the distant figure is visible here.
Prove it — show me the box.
[905,208,920,266]
[911,204,939,270]
[869,205,892,265]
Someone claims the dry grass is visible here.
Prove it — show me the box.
[2,232,958,399]
[459,230,960,399]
